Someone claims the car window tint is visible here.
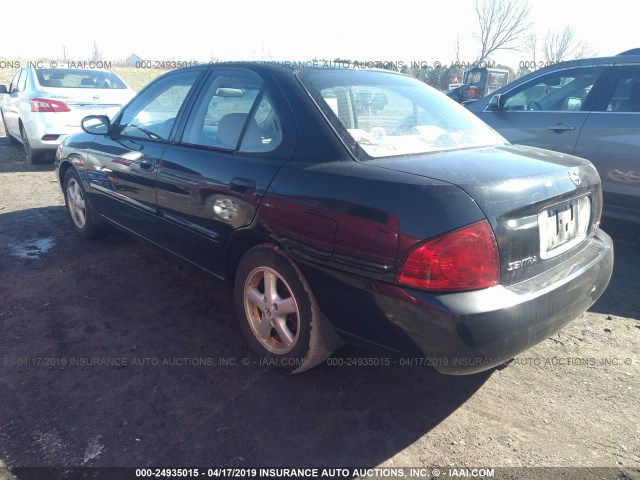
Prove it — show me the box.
[182,71,264,150]
[502,67,603,112]
[117,70,201,141]
[603,69,640,112]
[34,69,127,89]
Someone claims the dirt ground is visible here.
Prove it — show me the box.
[0,125,639,478]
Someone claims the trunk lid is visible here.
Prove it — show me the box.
[36,87,134,126]
[367,144,603,285]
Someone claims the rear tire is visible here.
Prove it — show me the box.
[20,124,47,164]
[1,113,18,145]
[62,169,106,239]
[234,244,334,373]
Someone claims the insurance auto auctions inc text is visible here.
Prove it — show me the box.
[249,467,495,478]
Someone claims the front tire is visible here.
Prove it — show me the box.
[63,169,106,239]
[234,244,334,373]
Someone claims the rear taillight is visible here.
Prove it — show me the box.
[466,87,478,99]
[29,98,70,113]
[397,219,500,292]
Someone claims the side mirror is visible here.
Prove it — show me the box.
[487,94,504,111]
[0,85,7,94]
[566,97,582,110]
[81,115,110,135]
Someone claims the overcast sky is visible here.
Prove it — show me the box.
[2,0,638,68]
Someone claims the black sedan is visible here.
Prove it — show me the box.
[55,62,613,374]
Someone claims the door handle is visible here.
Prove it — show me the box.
[230,178,256,193]
[546,123,576,132]
[139,158,156,171]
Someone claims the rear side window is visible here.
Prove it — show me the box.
[603,68,640,112]
[502,67,603,112]
[182,70,282,152]
[35,69,127,89]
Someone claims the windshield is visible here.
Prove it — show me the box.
[35,69,128,89]
[298,69,506,159]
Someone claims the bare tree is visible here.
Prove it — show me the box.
[542,26,596,63]
[453,35,461,64]
[474,0,533,64]
[525,33,537,65]
[91,41,102,62]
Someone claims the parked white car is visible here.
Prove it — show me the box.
[0,67,135,163]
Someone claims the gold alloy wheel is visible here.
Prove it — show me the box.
[243,266,301,354]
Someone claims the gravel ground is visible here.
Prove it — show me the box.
[0,126,639,479]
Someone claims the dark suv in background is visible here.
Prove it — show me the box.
[467,50,640,222]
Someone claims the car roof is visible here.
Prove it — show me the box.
[617,48,640,56]
[200,60,407,76]
[535,54,640,69]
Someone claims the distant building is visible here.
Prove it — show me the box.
[126,54,143,65]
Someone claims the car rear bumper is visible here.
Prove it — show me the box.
[316,229,613,375]
[23,104,121,150]
[385,229,613,374]
[23,117,75,150]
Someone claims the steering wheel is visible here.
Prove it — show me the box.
[527,101,542,111]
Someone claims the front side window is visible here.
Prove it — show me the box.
[502,67,603,112]
[116,70,201,141]
[182,70,282,152]
[299,69,505,159]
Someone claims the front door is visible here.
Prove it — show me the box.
[478,67,605,154]
[88,68,203,238]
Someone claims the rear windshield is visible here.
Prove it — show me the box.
[35,69,127,89]
[298,69,506,159]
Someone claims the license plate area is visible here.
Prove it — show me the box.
[538,196,591,259]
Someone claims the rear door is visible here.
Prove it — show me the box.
[574,65,640,217]
[155,68,295,275]
[477,66,605,154]
[88,68,203,236]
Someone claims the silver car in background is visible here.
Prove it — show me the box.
[466,50,640,222]
[0,67,135,163]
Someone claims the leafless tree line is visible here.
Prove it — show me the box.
[468,0,595,65]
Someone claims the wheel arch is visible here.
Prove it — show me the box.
[224,230,346,355]
[222,229,283,284]
[57,160,75,193]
